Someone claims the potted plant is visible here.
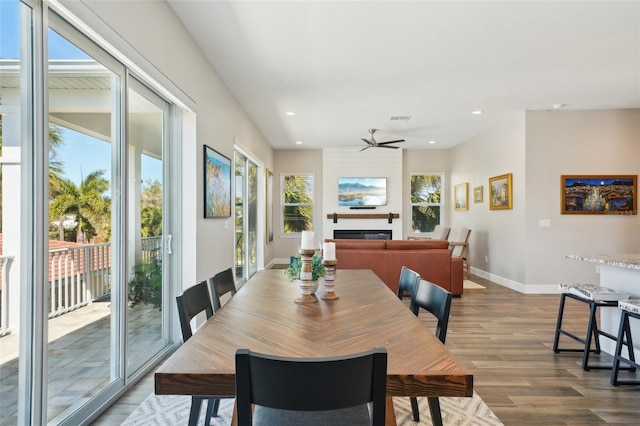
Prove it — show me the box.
[284,252,325,283]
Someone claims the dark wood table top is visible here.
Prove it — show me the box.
[155,269,473,399]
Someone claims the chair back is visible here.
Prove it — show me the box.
[209,267,237,312]
[176,280,214,342]
[431,225,451,240]
[235,348,387,426]
[411,279,453,343]
[396,266,420,306]
[448,227,471,258]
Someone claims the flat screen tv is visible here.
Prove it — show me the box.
[338,177,387,207]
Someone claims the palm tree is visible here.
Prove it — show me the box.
[49,170,110,242]
[282,175,313,232]
[411,175,442,232]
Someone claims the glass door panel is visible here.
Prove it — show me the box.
[126,79,167,368]
[247,162,258,278]
[46,27,117,422]
[0,1,31,424]
[234,152,246,282]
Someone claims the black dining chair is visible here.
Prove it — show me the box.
[235,348,388,426]
[209,267,237,312]
[176,280,222,426]
[409,279,453,425]
[396,266,421,310]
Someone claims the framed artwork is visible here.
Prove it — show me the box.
[561,175,637,215]
[454,183,468,211]
[489,173,513,210]
[203,145,231,218]
[474,186,483,203]
[266,168,274,243]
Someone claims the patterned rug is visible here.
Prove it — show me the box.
[123,391,502,425]
[463,280,486,289]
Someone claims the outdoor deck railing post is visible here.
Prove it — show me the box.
[0,255,15,337]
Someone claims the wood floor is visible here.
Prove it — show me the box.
[93,275,640,425]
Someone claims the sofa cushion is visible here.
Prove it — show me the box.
[386,240,448,250]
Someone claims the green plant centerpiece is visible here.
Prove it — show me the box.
[285,252,325,282]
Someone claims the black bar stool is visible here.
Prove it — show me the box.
[553,284,630,371]
[610,300,640,386]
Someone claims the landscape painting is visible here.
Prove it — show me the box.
[561,175,637,215]
[203,145,231,218]
[338,177,387,207]
[489,173,513,210]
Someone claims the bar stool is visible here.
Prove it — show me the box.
[610,299,640,385]
[553,284,630,371]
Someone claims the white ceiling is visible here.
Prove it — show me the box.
[167,1,640,150]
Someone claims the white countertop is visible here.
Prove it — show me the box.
[566,254,640,270]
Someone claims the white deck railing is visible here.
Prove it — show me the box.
[0,236,162,334]
[0,254,15,337]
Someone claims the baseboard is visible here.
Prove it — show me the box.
[471,267,558,294]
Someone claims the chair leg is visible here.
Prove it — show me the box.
[189,396,203,426]
[427,397,443,426]
[409,396,420,421]
[582,301,600,370]
[611,311,628,385]
[553,294,567,353]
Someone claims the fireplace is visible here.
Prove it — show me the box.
[333,230,392,240]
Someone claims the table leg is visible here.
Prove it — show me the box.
[385,396,398,426]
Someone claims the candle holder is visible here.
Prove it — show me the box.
[321,260,339,300]
[295,248,318,304]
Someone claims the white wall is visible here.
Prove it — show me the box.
[524,110,640,290]
[61,1,275,284]
[450,113,527,289]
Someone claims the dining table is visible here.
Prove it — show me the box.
[155,269,473,425]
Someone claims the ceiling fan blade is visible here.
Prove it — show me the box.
[377,139,405,146]
[361,138,374,145]
[359,146,371,152]
[379,145,400,149]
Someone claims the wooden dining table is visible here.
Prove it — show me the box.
[155,269,473,425]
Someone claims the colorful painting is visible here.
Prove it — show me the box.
[474,186,483,203]
[266,168,274,243]
[561,175,637,215]
[203,145,231,218]
[489,173,513,210]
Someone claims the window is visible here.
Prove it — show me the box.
[281,174,314,234]
[410,174,444,233]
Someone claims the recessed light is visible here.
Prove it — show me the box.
[552,104,566,110]
[429,140,436,144]
[472,110,483,115]
[295,141,302,145]
[286,111,296,116]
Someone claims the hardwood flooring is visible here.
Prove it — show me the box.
[93,275,640,425]
[438,276,640,425]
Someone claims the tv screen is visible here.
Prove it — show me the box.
[338,177,387,206]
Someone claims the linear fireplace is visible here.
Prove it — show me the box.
[333,230,392,240]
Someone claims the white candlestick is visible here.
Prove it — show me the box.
[300,231,315,250]
[323,242,336,261]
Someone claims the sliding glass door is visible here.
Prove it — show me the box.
[234,151,259,283]
[0,4,178,424]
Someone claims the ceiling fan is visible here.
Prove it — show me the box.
[360,129,405,151]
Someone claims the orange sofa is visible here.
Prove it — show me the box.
[324,239,463,296]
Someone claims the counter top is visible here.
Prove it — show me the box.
[566,254,640,270]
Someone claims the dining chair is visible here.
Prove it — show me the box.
[448,227,472,279]
[176,280,221,426]
[235,348,388,426]
[396,266,420,310]
[409,279,453,425]
[208,267,237,312]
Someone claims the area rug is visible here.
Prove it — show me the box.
[463,280,485,289]
[123,391,502,425]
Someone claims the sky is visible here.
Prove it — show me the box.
[2,0,162,186]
